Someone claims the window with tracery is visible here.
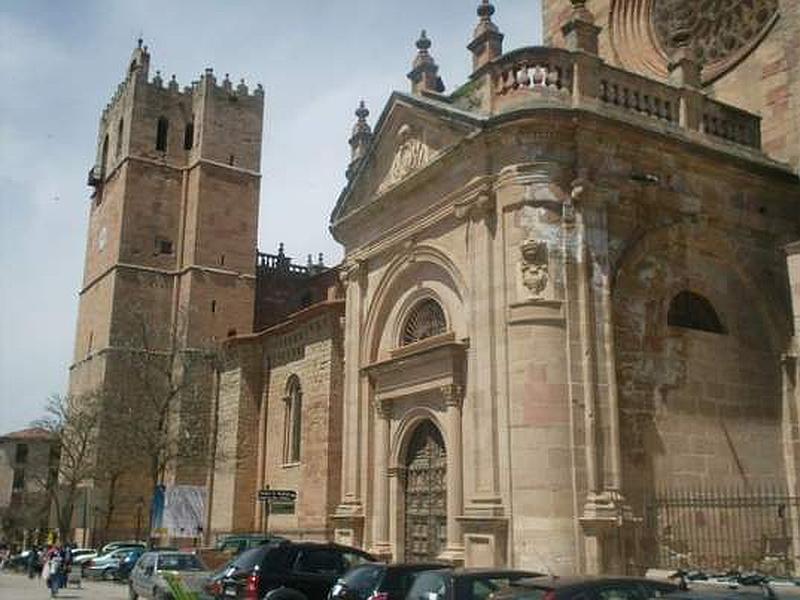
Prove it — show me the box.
[667,290,726,334]
[401,299,447,346]
[283,376,302,463]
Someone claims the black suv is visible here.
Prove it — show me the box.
[216,540,376,600]
[328,562,447,600]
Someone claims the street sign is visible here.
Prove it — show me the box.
[257,489,297,502]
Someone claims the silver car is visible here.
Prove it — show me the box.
[129,551,210,599]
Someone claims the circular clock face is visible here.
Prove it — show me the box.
[97,226,107,251]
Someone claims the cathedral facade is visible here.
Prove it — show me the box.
[70,0,800,575]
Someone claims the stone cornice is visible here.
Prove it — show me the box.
[79,262,255,296]
[100,153,261,184]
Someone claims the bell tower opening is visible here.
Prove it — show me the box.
[403,420,447,562]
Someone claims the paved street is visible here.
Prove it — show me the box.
[0,571,129,599]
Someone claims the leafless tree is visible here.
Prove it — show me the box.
[32,393,101,543]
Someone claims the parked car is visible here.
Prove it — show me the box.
[113,547,146,581]
[328,562,448,600]
[129,551,211,599]
[484,575,679,600]
[215,540,376,599]
[72,549,99,566]
[4,549,42,573]
[405,569,545,600]
[83,547,141,579]
[100,540,147,554]
[215,534,286,556]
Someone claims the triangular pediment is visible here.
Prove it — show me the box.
[331,93,481,226]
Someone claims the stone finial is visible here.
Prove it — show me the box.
[223,73,232,92]
[468,0,504,71]
[168,74,179,92]
[347,100,373,180]
[561,0,600,54]
[128,37,151,80]
[318,253,324,267]
[407,30,445,95]
[153,70,163,87]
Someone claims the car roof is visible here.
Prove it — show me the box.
[505,576,679,590]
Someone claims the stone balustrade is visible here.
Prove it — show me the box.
[473,46,762,151]
[493,47,574,95]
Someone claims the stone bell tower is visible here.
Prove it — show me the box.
[68,40,264,539]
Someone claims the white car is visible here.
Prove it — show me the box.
[129,551,210,599]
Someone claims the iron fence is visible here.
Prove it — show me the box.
[644,484,799,575]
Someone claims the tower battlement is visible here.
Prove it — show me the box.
[90,40,264,188]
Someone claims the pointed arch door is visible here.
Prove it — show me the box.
[404,420,447,562]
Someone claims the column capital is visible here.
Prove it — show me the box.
[374,398,391,420]
[454,190,495,222]
[339,258,367,285]
[440,384,464,407]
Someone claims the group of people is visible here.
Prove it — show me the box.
[24,543,76,597]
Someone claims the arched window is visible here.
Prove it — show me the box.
[667,290,726,334]
[115,118,124,158]
[401,298,447,346]
[283,376,302,463]
[156,117,169,152]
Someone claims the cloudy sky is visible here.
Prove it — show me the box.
[0,0,543,432]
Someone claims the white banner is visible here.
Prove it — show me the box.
[162,485,206,538]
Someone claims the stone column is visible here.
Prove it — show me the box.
[783,242,800,569]
[371,399,393,559]
[441,384,465,563]
[333,259,367,545]
[456,189,502,512]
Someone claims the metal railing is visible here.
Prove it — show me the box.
[644,484,798,575]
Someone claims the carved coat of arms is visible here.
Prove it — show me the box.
[378,124,432,193]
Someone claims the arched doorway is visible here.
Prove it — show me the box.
[404,420,446,562]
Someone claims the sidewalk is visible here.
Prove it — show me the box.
[0,571,129,599]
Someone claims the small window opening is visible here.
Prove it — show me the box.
[15,444,28,464]
[228,154,235,165]
[157,239,173,255]
[87,331,93,355]
[211,300,217,314]
[116,118,124,158]
[227,328,237,337]
[156,117,169,152]
[12,469,24,491]
[184,120,194,150]
[101,135,109,175]
[219,254,225,266]
[283,377,302,463]
[667,290,726,334]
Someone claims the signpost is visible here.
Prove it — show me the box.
[257,487,297,533]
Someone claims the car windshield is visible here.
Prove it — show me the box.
[157,554,204,571]
[229,546,269,572]
[341,564,384,595]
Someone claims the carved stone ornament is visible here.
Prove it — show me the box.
[520,238,549,298]
[378,124,432,193]
[610,0,779,84]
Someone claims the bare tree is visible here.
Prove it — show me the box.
[32,393,101,543]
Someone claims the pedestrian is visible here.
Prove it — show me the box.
[45,546,63,597]
[26,546,37,579]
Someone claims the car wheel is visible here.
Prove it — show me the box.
[102,568,114,581]
[128,584,138,600]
